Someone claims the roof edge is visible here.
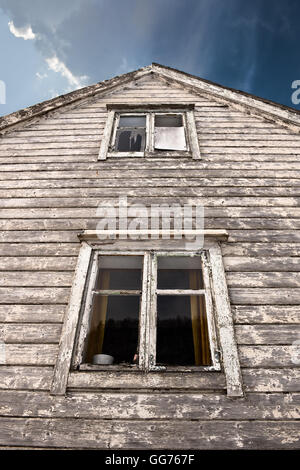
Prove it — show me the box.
[1,61,300,134]
[0,65,152,134]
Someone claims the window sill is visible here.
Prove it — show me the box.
[78,363,221,373]
[107,151,192,158]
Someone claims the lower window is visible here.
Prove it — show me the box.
[73,251,220,371]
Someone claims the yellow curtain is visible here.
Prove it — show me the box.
[86,270,110,362]
[189,270,211,365]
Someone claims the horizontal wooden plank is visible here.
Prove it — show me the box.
[0,272,73,286]
[228,230,300,243]
[0,231,79,243]
[227,272,300,288]
[0,243,79,256]
[0,344,58,365]
[2,219,300,231]
[1,187,300,198]
[0,366,52,390]
[0,287,70,304]
[0,417,298,449]
[224,257,300,271]
[0,324,61,343]
[0,343,57,365]
[1,169,300,180]
[239,346,299,367]
[243,368,300,392]
[235,325,300,344]
[230,288,300,305]
[0,197,299,209]
[0,257,76,271]
[232,305,300,324]
[222,243,300,257]
[1,177,300,189]
[0,390,299,420]
[2,153,300,163]
[68,371,226,391]
[1,161,300,171]
[0,305,65,323]
[1,207,300,219]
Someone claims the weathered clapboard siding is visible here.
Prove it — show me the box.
[0,417,299,449]
[0,69,300,449]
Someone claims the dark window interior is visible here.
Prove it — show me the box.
[155,114,183,127]
[115,114,146,152]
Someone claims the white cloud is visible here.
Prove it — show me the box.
[46,55,88,89]
[8,20,36,40]
[36,72,48,80]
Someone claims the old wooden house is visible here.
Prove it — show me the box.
[0,63,299,449]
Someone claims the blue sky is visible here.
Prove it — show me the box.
[0,0,300,116]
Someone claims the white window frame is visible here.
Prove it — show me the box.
[51,231,243,398]
[72,250,220,373]
[98,104,201,160]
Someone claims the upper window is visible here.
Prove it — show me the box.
[98,105,201,160]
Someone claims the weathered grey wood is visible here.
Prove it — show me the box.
[0,272,73,286]
[68,370,226,390]
[1,63,300,449]
[230,288,300,305]
[0,244,79,257]
[0,344,57,365]
[0,417,299,449]
[209,243,243,397]
[228,272,300,288]
[223,243,300,257]
[0,324,61,343]
[0,287,69,304]
[0,257,77,271]
[0,367,52,390]
[232,305,300,324]
[235,325,300,344]
[98,109,113,160]
[1,169,300,179]
[0,390,299,420]
[51,242,92,395]
[0,305,65,323]
[239,346,299,367]
[1,196,300,208]
[224,257,300,272]
[243,369,300,392]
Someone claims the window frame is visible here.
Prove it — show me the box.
[72,250,221,373]
[51,232,243,398]
[98,104,201,160]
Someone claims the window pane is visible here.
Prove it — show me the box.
[119,115,146,127]
[115,129,146,151]
[154,127,186,151]
[96,256,143,290]
[84,295,140,364]
[157,256,203,289]
[156,295,211,366]
[155,114,183,127]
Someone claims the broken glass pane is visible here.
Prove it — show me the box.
[154,127,187,151]
[115,129,146,151]
[155,114,183,127]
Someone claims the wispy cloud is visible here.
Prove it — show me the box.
[46,55,88,90]
[8,20,36,40]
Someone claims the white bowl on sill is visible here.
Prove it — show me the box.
[92,354,114,365]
